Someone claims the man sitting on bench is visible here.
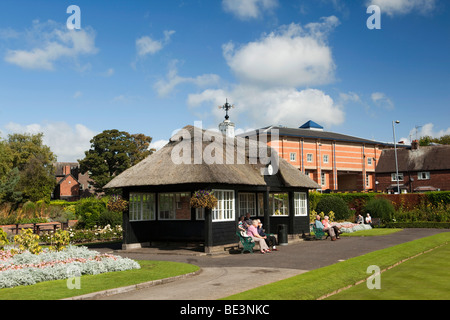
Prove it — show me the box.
[314,215,336,241]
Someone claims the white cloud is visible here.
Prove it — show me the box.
[222,0,278,20]
[4,20,98,70]
[73,91,82,99]
[223,17,339,87]
[371,92,394,110]
[184,17,344,129]
[154,60,221,97]
[367,0,437,16]
[136,30,175,57]
[150,139,169,151]
[3,122,97,162]
[188,86,345,128]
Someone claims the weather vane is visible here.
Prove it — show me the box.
[218,99,235,121]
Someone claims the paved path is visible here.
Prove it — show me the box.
[89,228,447,300]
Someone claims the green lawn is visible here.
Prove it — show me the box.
[328,242,450,300]
[0,260,200,300]
[223,232,450,300]
[340,228,403,237]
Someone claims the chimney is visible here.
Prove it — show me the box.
[411,140,419,150]
[63,165,71,175]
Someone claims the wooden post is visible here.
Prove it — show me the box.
[204,207,213,253]
[264,187,270,233]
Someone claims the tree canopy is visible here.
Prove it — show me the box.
[419,135,450,146]
[78,130,154,192]
[0,133,56,203]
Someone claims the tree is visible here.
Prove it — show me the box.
[1,133,56,203]
[419,135,450,146]
[78,130,154,192]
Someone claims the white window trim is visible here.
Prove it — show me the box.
[158,192,191,221]
[391,173,404,182]
[129,193,156,222]
[307,153,313,162]
[270,193,289,217]
[321,172,326,186]
[294,192,308,216]
[290,152,296,162]
[417,172,430,180]
[323,154,329,164]
[239,193,256,217]
[212,190,235,222]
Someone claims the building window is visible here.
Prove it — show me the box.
[239,193,256,216]
[366,174,370,187]
[257,193,265,216]
[418,172,430,180]
[269,193,289,216]
[323,154,329,164]
[290,152,296,162]
[294,192,307,216]
[321,172,326,186]
[212,190,235,222]
[391,173,404,182]
[307,154,313,162]
[195,207,205,220]
[368,157,372,166]
[158,192,191,220]
[129,193,155,221]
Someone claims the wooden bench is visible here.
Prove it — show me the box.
[236,231,255,254]
[311,224,330,240]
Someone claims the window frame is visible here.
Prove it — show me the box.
[294,192,308,216]
[391,173,404,182]
[129,193,156,222]
[212,190,235,222]
[158,192,191,221]
[239,193,256,217]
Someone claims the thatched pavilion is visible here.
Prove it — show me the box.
[105,125,319,253]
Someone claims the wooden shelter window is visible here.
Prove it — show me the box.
[129,193,155,221]
[239,193,256,217]
[158,192,191,220]
[212,190,235,222]
[269,193,289,216]
[294,192,307,216]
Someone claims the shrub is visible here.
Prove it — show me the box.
[316,195,351,221]
[98,210,122,227]
[364,198,395,223]
[0,229,9,249]
[75,197,107,229]
[13,229,42,254]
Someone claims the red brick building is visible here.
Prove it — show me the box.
[243,121,393,192]
[375,141,450,193]
[53,162,94,201]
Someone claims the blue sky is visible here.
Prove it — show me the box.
[0,0,449,161]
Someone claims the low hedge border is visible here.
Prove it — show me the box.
[384,221,450,229]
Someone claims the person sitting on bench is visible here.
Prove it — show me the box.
[315,215,336,241]
[247,220,271,254]
[256,219,278,251]
[322,215,341,239]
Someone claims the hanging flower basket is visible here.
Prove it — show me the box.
[190,190,218,209]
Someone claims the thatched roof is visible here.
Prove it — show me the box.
[104,125,319,189]
[376,145,450,173]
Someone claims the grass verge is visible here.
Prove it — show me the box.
[0,260,200,300]
[223,232,450,300]
[328,243,450,300]
[340,228,403,237]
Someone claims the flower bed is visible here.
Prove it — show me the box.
[40,225,123,244]
[0,245,140,289]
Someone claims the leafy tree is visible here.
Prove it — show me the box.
[7,133,56,170]
[6,133,56,202]
[79,130,154,192]
[0,167,23,204]
[419,135,450,146]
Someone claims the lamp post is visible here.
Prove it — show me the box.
[392,120,400,194]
